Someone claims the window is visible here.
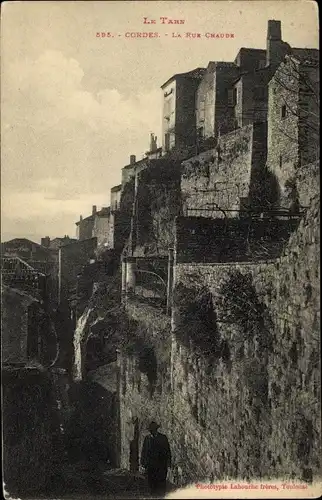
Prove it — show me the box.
[281,105,287,119]
[164,133,170,152]
[199,100,205,122]
[279,155,283,168]
[258,60,266,69]
[227,89,235,106]
[197,127,204,141]
[164,98,171,120]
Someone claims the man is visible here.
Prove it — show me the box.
[141,421,171,498]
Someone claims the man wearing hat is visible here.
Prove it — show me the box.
[140,421,171,497]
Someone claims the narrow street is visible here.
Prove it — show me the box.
[21,467,175,500]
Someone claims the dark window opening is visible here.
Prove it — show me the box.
[164,133,170,152]
[281,105,287,119]
[227,89,235,106]
[197,127,204,140]
[279,155,283,168]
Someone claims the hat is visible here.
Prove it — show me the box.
[148,421,160,431]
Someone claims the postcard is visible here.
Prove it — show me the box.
[1,1,320,499]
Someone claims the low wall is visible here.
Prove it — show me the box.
[175,215,300,263]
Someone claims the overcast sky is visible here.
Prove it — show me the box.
[1,0,318,243]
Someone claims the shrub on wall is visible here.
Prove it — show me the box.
[173,283,220,356]
[217,270,274,351]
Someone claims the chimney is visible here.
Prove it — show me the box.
[41,236,50,248]
[267,20,281,41]
[150,133,158,152]
[80,215,83,221]
[130,155,136,165]
[266,20,287,67]
[92,205,97,215]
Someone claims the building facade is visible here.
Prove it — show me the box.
[267,49,319,207]
[194,21,293,144]
[161,68,206,154]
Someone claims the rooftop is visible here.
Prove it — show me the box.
[76,207,110,225]
[161,67,206,89]
[111,184,122,192]
[291,47,319,64]
[122,157,149,170]
[2,238,50,251]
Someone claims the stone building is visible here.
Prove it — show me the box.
[122,155,147,186]
[41,236,77,250]
[196,62,239,147]
[76,205,110,246]
[2,238,59,303]
[110,185,122,212]
[2,238,55,265]
[195,20,292,146]
[93,207,111,247]
[145,133,162,160]
[232,22,292,129]
[76,206,97,241]
[2,285,45,365]
[267,49,319,207]
[107,186,122,249]
[161,68,206,154]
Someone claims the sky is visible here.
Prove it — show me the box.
[1,0,319,243]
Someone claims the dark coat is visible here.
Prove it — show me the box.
[141,432,171,471]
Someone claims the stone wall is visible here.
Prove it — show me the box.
[266,57,319,208]
[2,367,63,495]
[134,159,181,256]
[181,124,267,217]
[175,76,201,150]
[118,196,320,486]
[118,302,172,471]
[267,58,300,207]
[175,215,300,263]
[196,63,216,140]
[296,160,320,207]
[77,217,95,241]
[93,214,110,247]
[214,63,240,137]
[196,62,239,141]
[237,72,269,127]
[171,196,320,483]
[1,286,36,364]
